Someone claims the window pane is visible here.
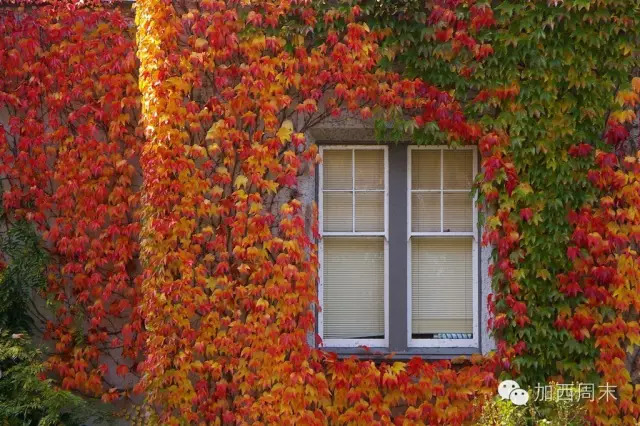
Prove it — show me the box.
[443,192,473,232]
[323,192,352,232]
[355,150,384,189]
[355,192,384,232]
[411,237,473,336]
[323,238,385,339]
[443,150,473,190]
[411,193,440,232]
[412,150,440,190]
[323,150,352,190]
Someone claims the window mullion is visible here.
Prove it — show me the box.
[440,149,444,233]
[352,149,355,233]
[388,144,408,352]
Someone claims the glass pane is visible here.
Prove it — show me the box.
[443,192,473,232]
[323,150,352,190]
[443,150,473,190]
[411,237,473,336]
[411,193,440,232]
[412,150,440,190]
[355,192,384,232]
[355,150,384,190]
[323,191,352,232]
[323,237,385,340]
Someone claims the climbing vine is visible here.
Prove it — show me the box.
[2,0,640,424]
[366,0,640,423]
[0,0,144,401]
[134,0,495,422]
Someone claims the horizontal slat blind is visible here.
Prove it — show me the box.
[411,150,440,189]
[412,193,440,232]
[443,150,473,232]
[411,237,473,335]
[355,150,384,190]
[322,149,384,233]
[323,238,385,339]
[321,147,386,343]
[443,193,472,232]
[443,150,473,189]
[410,148,475,341]
[323,150,352,190]
[323,191,352,232]
[355,192,384,231]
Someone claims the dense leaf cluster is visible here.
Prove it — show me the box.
[0,331,90,425]
[0,0,144,403]
[0,210,107,424]
[2,0,640,424]
[0,221,48,333]
[369,0,640,422]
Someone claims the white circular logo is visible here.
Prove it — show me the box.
[509,388,530,406]
[498,380,520,400]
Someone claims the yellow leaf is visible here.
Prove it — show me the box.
[616,91,640,107]
[536,269,551,281]
[234,175,248,189]
[206,121,223,141]
[264,180,279,194]
[611,109,636,124]
[515,183,533,196]
[211,185,224,198]
[195,38,208,49]
[166,76,190,93]
[390,362,405,374]
[249,202,263,215]
[277,119,294,142]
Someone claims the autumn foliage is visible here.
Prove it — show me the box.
[0,0,144,400]
[1,0,640,424]
[133,0,498,422]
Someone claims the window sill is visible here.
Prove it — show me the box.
[320,346,480,361]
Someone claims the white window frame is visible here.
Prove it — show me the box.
[406,145,478,348]
[318,145,389,348]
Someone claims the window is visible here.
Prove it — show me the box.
[408,146,478,348]
[318,146,388,347]
[318,144,478,352]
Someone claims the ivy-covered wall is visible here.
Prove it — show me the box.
[1,0,640,424]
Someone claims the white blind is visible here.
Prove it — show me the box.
[355,150,384,190]
[410,148,475,340]
[411,149,473,233]
[411,150,440,189]
[443,150,472,232]
[322,149,384,233]
[321,148,386,342]
[355,192,384,231]
[411,237,473,335]
[444,193,472,232]
[323,150,352,190]
[323,237,385,339]
[412,192,440,232]
[323,192,352,232]
[443,150,473,189]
